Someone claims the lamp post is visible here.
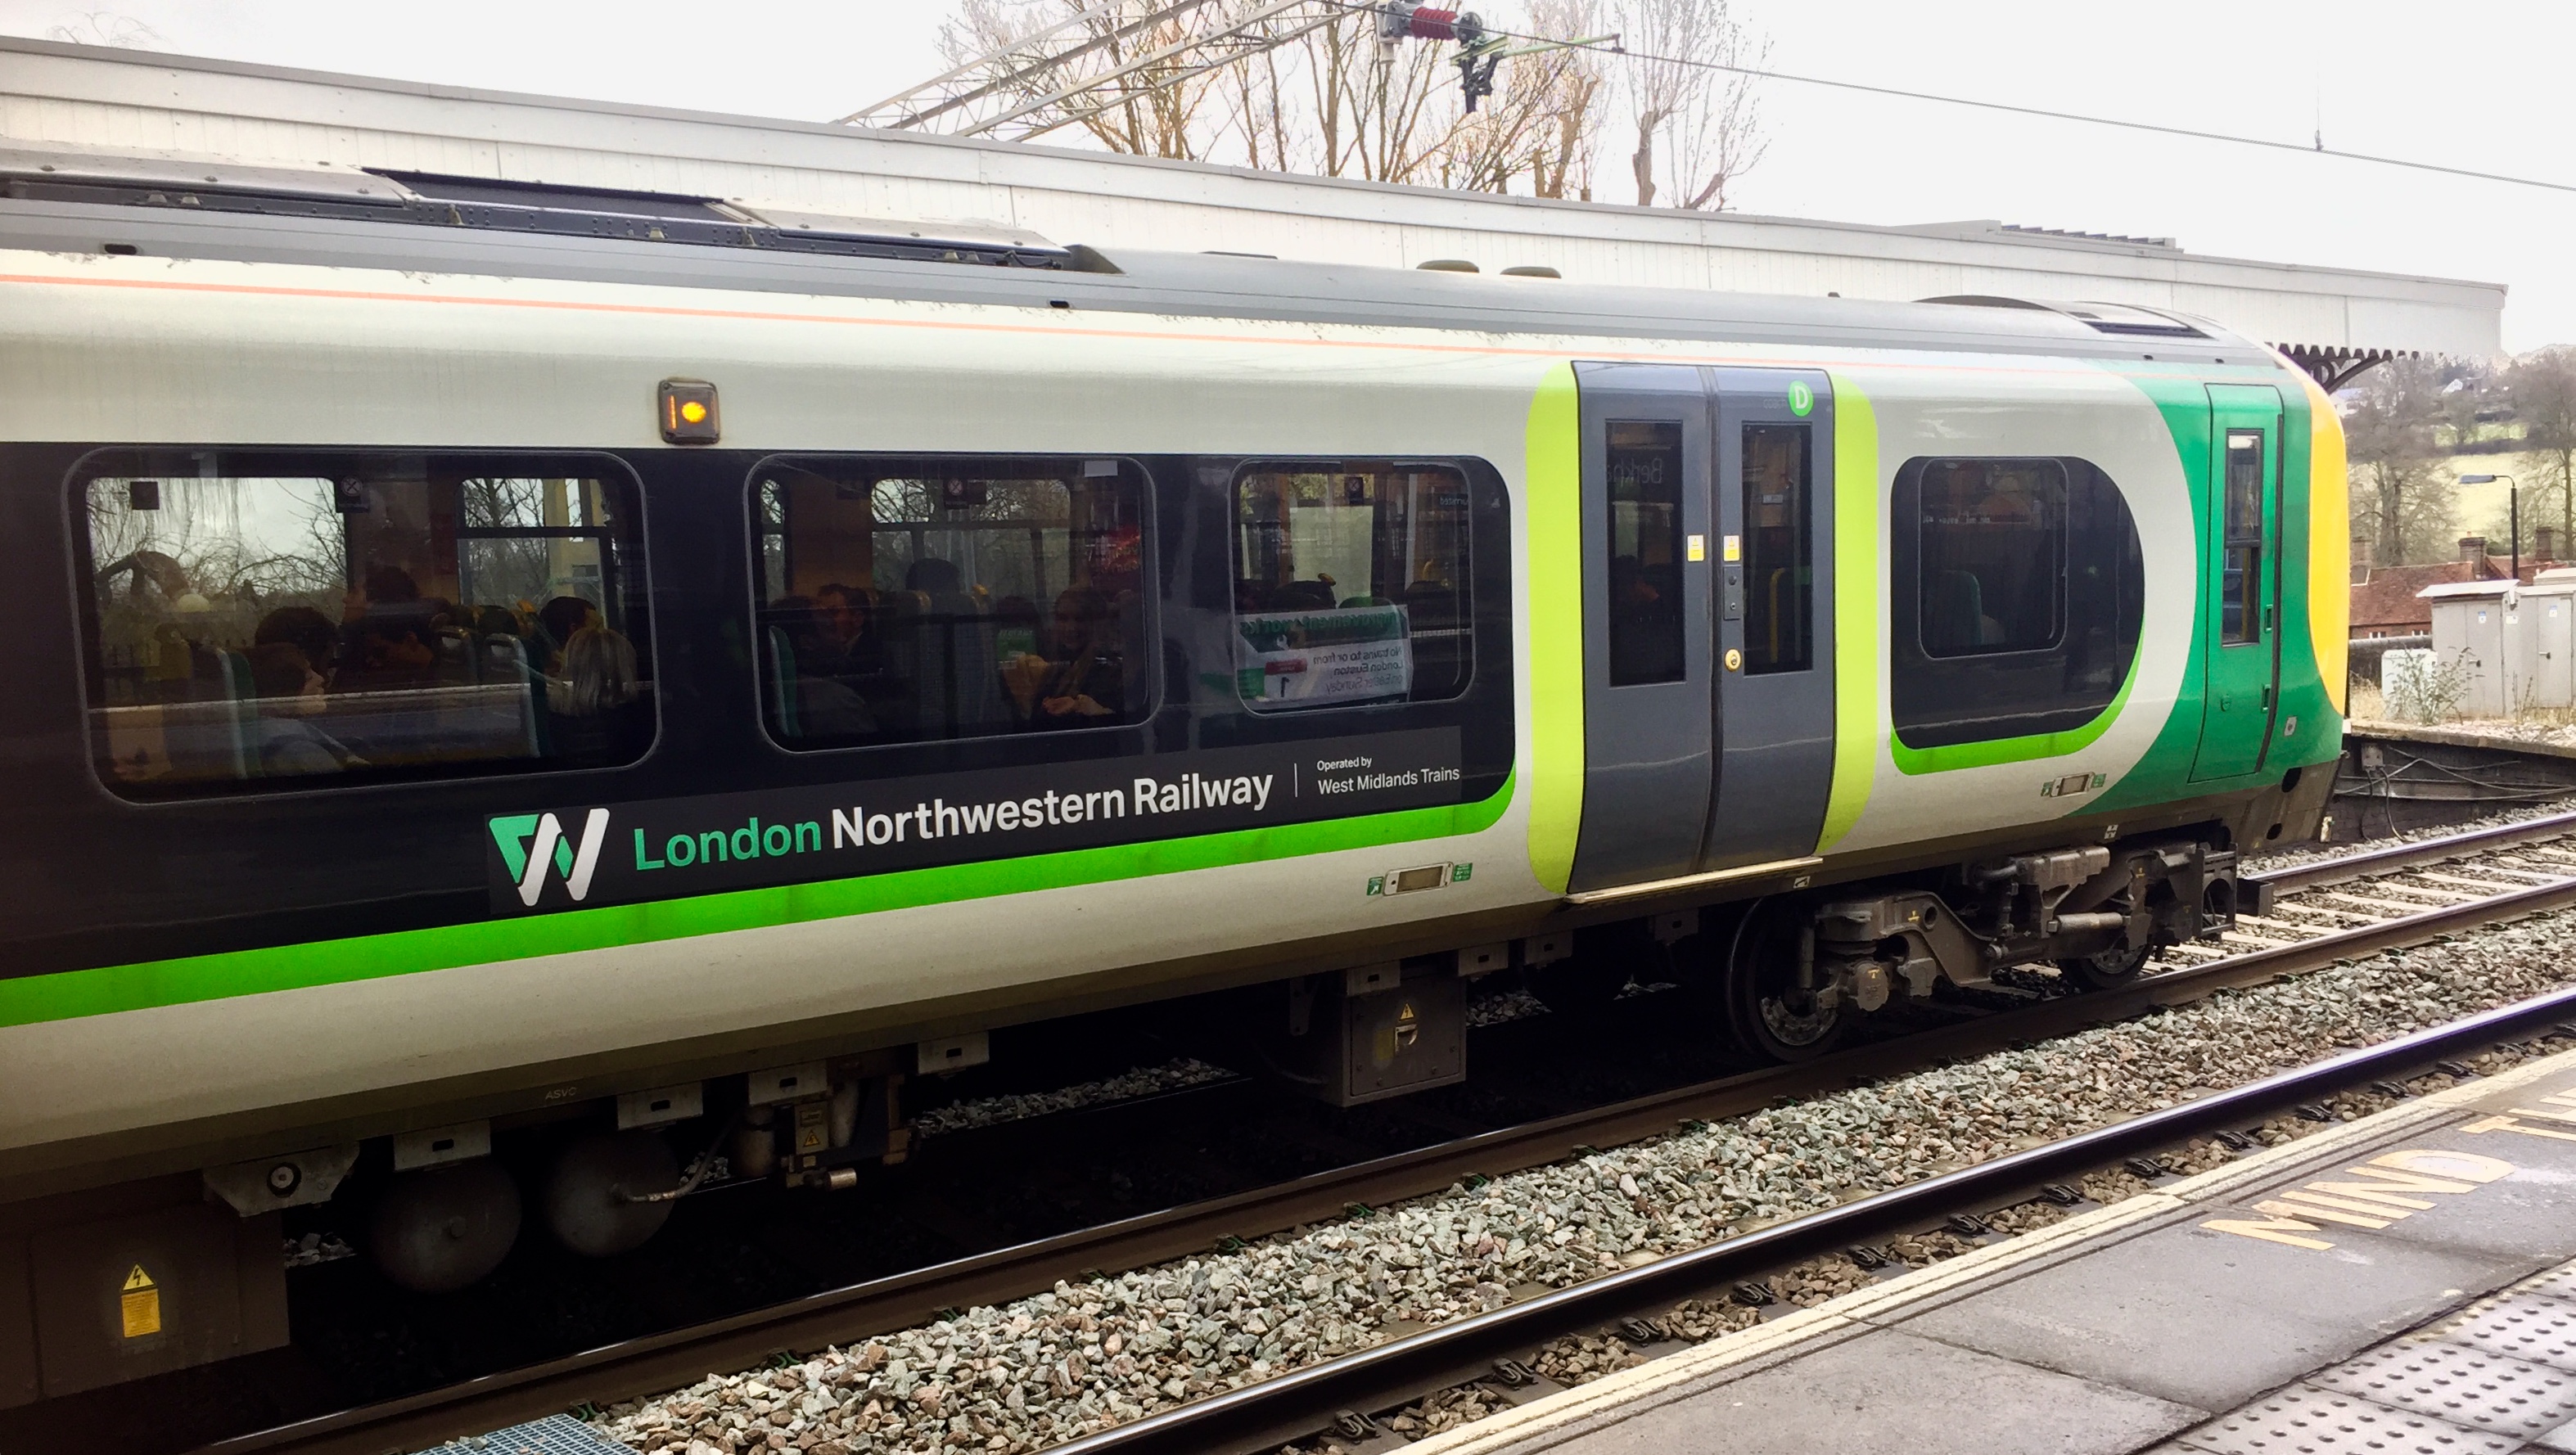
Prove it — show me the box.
[2464,473,2520,581]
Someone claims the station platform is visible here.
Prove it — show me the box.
[1412,1047,2576,1455]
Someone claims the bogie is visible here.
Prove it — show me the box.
[1712,835,2248,1062]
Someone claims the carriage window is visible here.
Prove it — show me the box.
[1891,455,2140,750]
[79,453,652,796]
[752,457,1151,746]
[1916,458,2065,658]
[1604,422,1685,686]
[1230,462,1472,710]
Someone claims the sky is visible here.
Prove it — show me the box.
[3,0,2572,349]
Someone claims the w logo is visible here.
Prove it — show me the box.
[489,809,611,908]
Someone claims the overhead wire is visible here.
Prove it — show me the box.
[1309,0,2576,197]
[859,0,2576,197]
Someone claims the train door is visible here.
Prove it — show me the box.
[1703,369,1836,868]
[2192,384,2285,780]
[1570,363,1714,892]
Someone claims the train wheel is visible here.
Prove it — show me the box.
[542,1130,679,1258]
[368,1159,522,1294]
[1725,899,1846,1062]
[2056,939,2153,992]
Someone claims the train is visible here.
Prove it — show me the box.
[0,143,2344,1403]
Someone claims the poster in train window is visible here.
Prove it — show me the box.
[1230,462,1472,710]
[77,452,652,796]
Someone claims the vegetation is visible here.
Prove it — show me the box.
[917,0,1767,208]
[2343,348,2576,567]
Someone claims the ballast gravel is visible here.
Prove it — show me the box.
[1770,1254,1874,1308]
[1530,1332,1643,1387]
[592,913,2576,1455]
[908,1060,1235,1141]
[2248,797,2574,874]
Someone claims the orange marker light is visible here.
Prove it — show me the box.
[657,378,720,445]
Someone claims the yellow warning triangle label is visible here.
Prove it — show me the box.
[123,1265,154,1291]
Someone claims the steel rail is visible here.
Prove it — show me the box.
[1048,984,2576,1455]
[200,825,2576,1455]
[2250,808,2576,894]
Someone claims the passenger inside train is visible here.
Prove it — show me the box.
[752,457,1154,746]
[1229,462,1473,710]
[78,457,654,794]
[752,456,1473,746]
[244,641,364,776]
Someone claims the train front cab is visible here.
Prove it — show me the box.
[1550,358,2339,1057]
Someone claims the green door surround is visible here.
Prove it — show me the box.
[2195,383,2287,781]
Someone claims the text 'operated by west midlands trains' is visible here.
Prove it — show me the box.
[0,150,2344,1403]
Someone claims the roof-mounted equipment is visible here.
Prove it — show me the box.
[0,146,1110,272]
[1918,295,2211,339]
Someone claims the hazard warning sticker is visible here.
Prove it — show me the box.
[120,1265,160,1339]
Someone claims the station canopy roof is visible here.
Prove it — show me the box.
[0,35,2505,382]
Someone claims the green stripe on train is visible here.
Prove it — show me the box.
[0,780,1515,1029]
[1523,363,1584,894]
[1816,373,1878,849]
[1890,656,2141,776]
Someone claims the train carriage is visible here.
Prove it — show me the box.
[0,151,2343,1402]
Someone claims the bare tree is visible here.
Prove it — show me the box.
[1435,7,1608,195]
[1621,0,1767,209]
[45,11,165,48]
[1221,32,1300,171]
[1302,12,1459,183]
[935,0,1239,159]
[1664,16,1766,209]
[1523,0,1609,200]
[900,1,1642,200]
[2507,348,2576,556]
[2344,359,2460,566]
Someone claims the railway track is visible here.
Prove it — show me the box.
[2159,807,2576,968]
[1058,987,2576,1455]
[197,811,2576,1455]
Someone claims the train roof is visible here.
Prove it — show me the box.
[0,142,2278,368]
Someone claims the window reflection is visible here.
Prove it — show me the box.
[82,454,650,795]
[1230,462,1473,710]
[752,457,1151,746]
[1917,459,2067,658]
[1603,424,1684,687]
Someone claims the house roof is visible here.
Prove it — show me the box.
[2353,558,2511,628]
